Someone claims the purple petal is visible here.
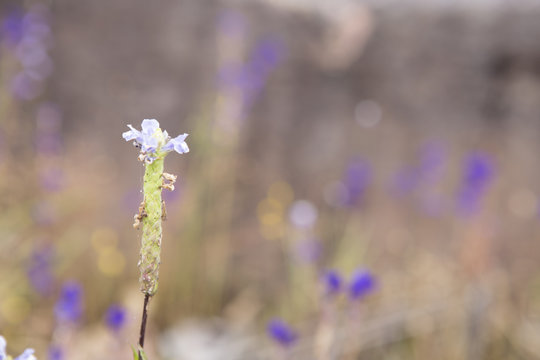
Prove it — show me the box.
[267,319,297,347]
[122,125,141,141]
[164,133,189,154]
[141,119,159,134]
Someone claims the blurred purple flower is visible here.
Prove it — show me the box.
[48,346,63,360]
[16,37,47,67]
[456,152,495,216]
[250,38,284,74]
[54,281,83,324]
[349,269,376,301]
[105,304,127,332]
[341,159,371,207]
[267,319,298,347]
[321,270,343,297]
[1,9,24,47]
[27,246,54,295]
[10,71,43,100]
[217,36,285,117]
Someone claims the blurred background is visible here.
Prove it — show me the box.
[2,0,540,359]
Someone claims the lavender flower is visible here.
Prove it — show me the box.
[122,119,189,163]
[456,152,494,216]
[267,319,298,347]
[348,269,376,301]
[0,336,37,360]
[105,304,127,332]
[1,9,24,47]
[341,159,371,207]
[321,270,343,297]
[54,281,83,324]
[47,346,62,360]
[27,246,54,295]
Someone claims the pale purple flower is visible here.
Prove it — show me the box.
[122,119,189,159]
[47,346,62,360]
[122,119,159,153]
[162,134,189,154]
[105,304,127,332]
[54,281,83,324]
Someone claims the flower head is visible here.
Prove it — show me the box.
[54,281,83,324]
[342,159,371,207]
[267,319,298,347]
[122,119,189,163]
[321,269,343,297]
[27,245,54,296]
[104,304,127,332]
[47,346,62,360]
[457,152,494,216]
[349,269,376,301]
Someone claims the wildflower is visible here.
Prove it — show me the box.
[348,269,376,301]
[122,119,189,296]
[54,281,83,324]
[47,346,62,360]
[341,159,371,207]
[27,246,54,296]
[267,319,298,347]
[0,336,37,360]
[105,304,127,332]
[457,152,494,216]
[321,269,343,297]
[122,119,188,163]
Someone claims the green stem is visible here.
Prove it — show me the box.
[139,157,164,296]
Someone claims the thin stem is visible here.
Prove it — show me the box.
[138,294,150,355]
